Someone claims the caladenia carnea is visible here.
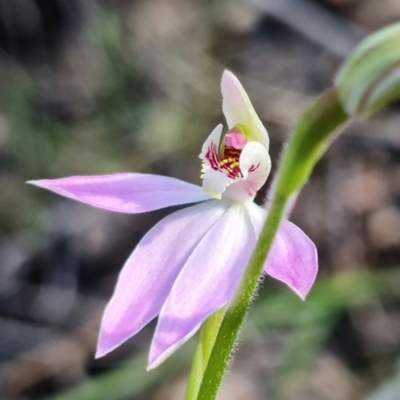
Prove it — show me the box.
[28,20,400,400]
[190,22,400,400]
[28,70,318,371]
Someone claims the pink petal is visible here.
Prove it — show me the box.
[96,200,226,358]
[266,220,318,300]
[28,173,209,213]
[148,203,255,369]
[246,202,318,300]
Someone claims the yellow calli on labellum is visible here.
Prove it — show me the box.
[28,70,318,370]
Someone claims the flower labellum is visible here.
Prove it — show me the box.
[28,70,318,370]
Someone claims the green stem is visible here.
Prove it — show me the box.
[195,194,287,400]
[194,89,348,400]
[188,22,400,394]
[185,308,226,400]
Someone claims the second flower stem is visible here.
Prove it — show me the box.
[185,308,226,400]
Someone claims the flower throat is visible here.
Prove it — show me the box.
[202,127,248,180]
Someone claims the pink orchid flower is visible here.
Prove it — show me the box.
[28,70,318,370]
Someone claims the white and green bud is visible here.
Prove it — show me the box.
[335,22,400,117]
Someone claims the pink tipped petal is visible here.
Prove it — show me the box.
[221,70,269,150]
[28,173,210,214]
[148,203,255,369]
[96,200,226,358]
[246,202,318,300]
[223,141,271,201]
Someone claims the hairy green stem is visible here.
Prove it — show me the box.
[185,308,226,400]
[196,194,287,400]
[194,89,348,400]
[188,22,400,399]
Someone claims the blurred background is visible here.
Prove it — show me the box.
[0,0,400,399]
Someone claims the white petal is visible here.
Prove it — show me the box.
[221,70,269,150]
[199,124,223,162]
[223,141,271,201]
[202,168,233,200]
[200,124,233,199]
